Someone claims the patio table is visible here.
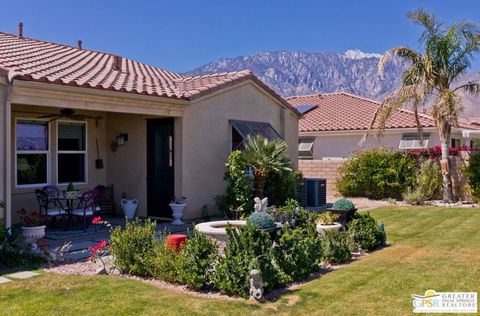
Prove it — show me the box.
[57,192,82,230]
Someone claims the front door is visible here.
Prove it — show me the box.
[147,118,174,218]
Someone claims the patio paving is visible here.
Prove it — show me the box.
[45,216,198,262]
[6,271,40,279]
[0,277,12,284]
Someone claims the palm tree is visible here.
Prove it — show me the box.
[241,135,292,198]
[375,9,480,202]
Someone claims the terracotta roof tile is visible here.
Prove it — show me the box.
[288,92,438,132]
[0,31,299,113]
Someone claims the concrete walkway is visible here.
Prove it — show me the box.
[0,271,40,284]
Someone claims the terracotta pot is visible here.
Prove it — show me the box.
[21,225,46,249]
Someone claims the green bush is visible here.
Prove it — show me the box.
[463,154,480,202]
[347,212,385,251]
[213,224,283,298]
[247,212,276,230]
[402,187,424,205]
[265,170,302,206]
[148,239,181,283]
[416,160,442,200]
[336,147,418,199]
[178,232,218,290]
[110,218,158,276]
[273,226,322,282]
[321,230,352,264]
[216,150,254,219]
[332,198,355,211]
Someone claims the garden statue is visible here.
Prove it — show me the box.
[249,269,264,302]
[253,197,268,213]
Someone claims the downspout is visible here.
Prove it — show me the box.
[3,82,12,228]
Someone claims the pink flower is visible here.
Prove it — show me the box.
[92,217,102,225]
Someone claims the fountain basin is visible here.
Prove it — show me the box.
[195,220,247,242]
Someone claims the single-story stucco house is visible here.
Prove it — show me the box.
[0,30,300,227]
[288,92,480,160]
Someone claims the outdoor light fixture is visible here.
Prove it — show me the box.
[116,133,128,146]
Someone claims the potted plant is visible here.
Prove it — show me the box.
[329,198,357,224]
[169,196,186,225]
[316,211,342,235]
[17,208,46,249]
[65,182,78,199]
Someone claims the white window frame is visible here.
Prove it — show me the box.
[399,133,430,149]
[298,138,315,160]
[56,120,88,186]
[14,118,51,189]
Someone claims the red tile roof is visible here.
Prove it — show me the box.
[289,92,480,132]
[288,92,441,132]
[0,31,298,113]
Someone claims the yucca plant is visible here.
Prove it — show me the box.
[241,135,292,198]
[373,9,480,202]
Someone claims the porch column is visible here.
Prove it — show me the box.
[3,85,12,228]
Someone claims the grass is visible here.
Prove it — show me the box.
[1,206,479,315]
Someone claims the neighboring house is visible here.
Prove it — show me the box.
[0,31,300,227]
[288,92,480,160]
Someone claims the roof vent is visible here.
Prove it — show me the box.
[112,55,122,71]
[18,22,23,37]
[77,40,82,49]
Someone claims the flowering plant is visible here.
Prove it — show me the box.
[170,196,186,204]
[88,217,113,268]
[17,208,46,227]
[409,146,472,160]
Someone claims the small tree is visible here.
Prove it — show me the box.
[241,135,292,198]
[374,9,480,202]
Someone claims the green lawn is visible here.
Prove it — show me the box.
[1,206,479,316]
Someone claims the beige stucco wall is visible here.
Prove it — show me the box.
[180,82,299,218]
[10,104,108,223]
[0,82,6,220]
[306,130,465,159]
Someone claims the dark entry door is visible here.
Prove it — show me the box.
[147,118,174,218]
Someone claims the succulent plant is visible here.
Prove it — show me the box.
[317,211,340,225]
[66,183,76,191]
[247,212,276,230]
[332,198,355,212]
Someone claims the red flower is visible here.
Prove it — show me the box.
[92,217,102,225]
[88,240,109,261]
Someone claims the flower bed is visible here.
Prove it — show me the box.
[80,200,386,301]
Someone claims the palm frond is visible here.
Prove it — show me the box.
[378,47,421,76]
[453,82,480,95]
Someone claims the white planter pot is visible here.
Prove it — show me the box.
[21,225,46,249]
[169,203,186,225]
[121,199,138,219]
[316,222,342,235]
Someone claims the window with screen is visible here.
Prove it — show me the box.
[16,120,49,186]
[298,138,315,159]
[399,133,430,149]
[57,122,86,184]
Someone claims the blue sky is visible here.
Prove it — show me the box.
[1,0,479,72]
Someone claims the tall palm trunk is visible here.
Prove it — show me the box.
[438,121,453,202]
[253,170,267,198]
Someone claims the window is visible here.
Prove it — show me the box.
[57,122,86,184]
[298,138,314,159]
[451,138,461,147]
[399,133,430,149]
[16,120,49,187]
[230,120,281,150]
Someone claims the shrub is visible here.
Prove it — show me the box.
[402,187,424,205]
[265,170,302,206]
[148,239,181,283]
[273,226,322,282]
[317,211,340,225]
[321,230,352,264]
[463,154,480,202]
[213,224,283,298]
[332,198,355,211]
[110,218,158,276]
[347,212,385,251]
[178,232,218,290]
[216,150,254,219]
[336,147,417,199]
[247,212,276,230]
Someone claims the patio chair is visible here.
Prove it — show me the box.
[71,190,100,230]
[42,185,60,200]
[35,189,66,227]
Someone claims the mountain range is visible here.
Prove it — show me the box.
[187,49,480,116]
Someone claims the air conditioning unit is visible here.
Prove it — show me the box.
[296,177,307,207]
[306,178,327,207]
